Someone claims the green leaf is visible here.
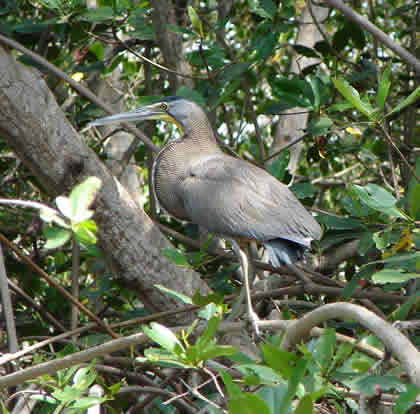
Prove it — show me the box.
[264,102,295,113]
[291,183,316,199]
[372,268,420,284]
[352,184,408,219]
[387,86,420,117]
[351,358,372,373]
[43,226,72,249]
[327,100,354,112]
[200,345,237,361]
[69,177,102,224]
[279,358,308,412]
[71,396,107,409]
[306,75,324,109]
[165,24,194,35]
[353,375,404,396]
[79,7,114,22]
[187,6,204,37]
[142,348,192,368]
[313,328,336,370]
[142,323,184,353]
[52,386,83,403]
[55,196,72,220]
[316,214,364,230]
[268,151,289,180]
[219,63,250,81]
[294,395,313,414]
[175,86,205,106]
[72,366,96,389]
[409,183,420,218]
[219,370,242,397]
[261,345,298,379]
[228,393,271,414]
[373,229,391,249]
[236,364,284,385]
[155,284,193,304]
[73,220,97,246]
[332,78,374,118]
[162,248,190,267]
[249,0,276,19]
[89,42,104,61]
[196,316,221,351]
[377,64,392,111]
[306,117,333,135]
[293,45,320,59]
[393,384,420,414]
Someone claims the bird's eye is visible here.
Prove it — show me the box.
[160,103,168,111]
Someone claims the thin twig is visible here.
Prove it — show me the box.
[0,232,120,339]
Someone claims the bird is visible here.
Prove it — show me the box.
[89,97,322,330]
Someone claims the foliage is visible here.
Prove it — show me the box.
[0,0,419,412]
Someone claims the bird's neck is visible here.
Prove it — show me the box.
[181,113,220,153]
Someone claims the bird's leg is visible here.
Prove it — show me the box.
[229,240,260,335]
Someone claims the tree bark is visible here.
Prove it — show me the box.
[269,4,328,174]
[0,46,210,318]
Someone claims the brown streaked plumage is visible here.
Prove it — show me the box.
[89,96,322,266]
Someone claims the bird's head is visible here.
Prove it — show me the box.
[89,97,204,135]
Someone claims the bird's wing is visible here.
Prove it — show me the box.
[179,154,322,245]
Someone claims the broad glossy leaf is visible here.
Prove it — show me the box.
[155,284,193,304]
[312,328,336,369]
[69,177,101,223]
[79,7,114,22]
[73,220,97,246]
[228,393,271,414]
[352,375,404,396]
[199,345,237,361]
[332,78,374,118]
[261,344,298,379]
[294,395,313,414]
[268,151,288,180]
[409,183,420,218]
[387,86,420,117]
[393,384,420,414]
[43,227,71,249]
[162,248,190,267]
[142,323,184,353]
[196,316,221,351]
[188,6,204,37]
[219,370,241,397]
[306,117,333,135]
[352,184,408,219]
[377,64,392,111]
[372,268,420,284]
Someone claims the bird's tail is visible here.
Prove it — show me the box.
[265,238,306,267]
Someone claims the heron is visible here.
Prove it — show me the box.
[89,97,322,332]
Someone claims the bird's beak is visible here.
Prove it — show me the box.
[88,104,172,127]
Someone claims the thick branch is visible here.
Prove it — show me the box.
[0,46,210,316]
[280,302,420,387]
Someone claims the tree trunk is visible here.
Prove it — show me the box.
[0,46,210,319]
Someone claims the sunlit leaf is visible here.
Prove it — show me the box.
[43,226,71,249]
[387,86,420,117]
[372,268,420,284]
[142,323,185,353]
[228,392,271,414]
[332,78,374,118]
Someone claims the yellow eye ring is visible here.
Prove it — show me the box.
[160,102,168,111]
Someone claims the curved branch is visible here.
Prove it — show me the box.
[280,302,420,387]
[324,0,420,73]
